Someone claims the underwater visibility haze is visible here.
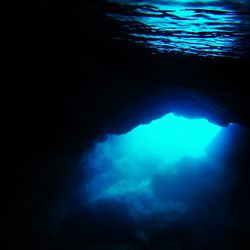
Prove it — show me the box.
[83,113,235,219]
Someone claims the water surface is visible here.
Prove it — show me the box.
[95,0,250,57]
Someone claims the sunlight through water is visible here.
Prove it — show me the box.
[84,113,225,217]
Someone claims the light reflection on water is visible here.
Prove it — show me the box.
[102,0,250,57]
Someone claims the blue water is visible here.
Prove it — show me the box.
[83,113,237,218]
[100,0,250,57]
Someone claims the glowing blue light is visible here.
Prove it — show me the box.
[85,113,223,217]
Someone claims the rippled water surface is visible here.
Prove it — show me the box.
[96,0,250,57]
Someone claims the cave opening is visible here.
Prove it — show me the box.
[82,112,239,223]
[77,110,249,249]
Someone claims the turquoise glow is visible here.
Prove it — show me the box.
[85,113,223,216]
[104,0,250,57]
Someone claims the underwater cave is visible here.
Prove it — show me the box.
[79,110,248,250]
[5,0,250,250]
[85,113,223,216]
